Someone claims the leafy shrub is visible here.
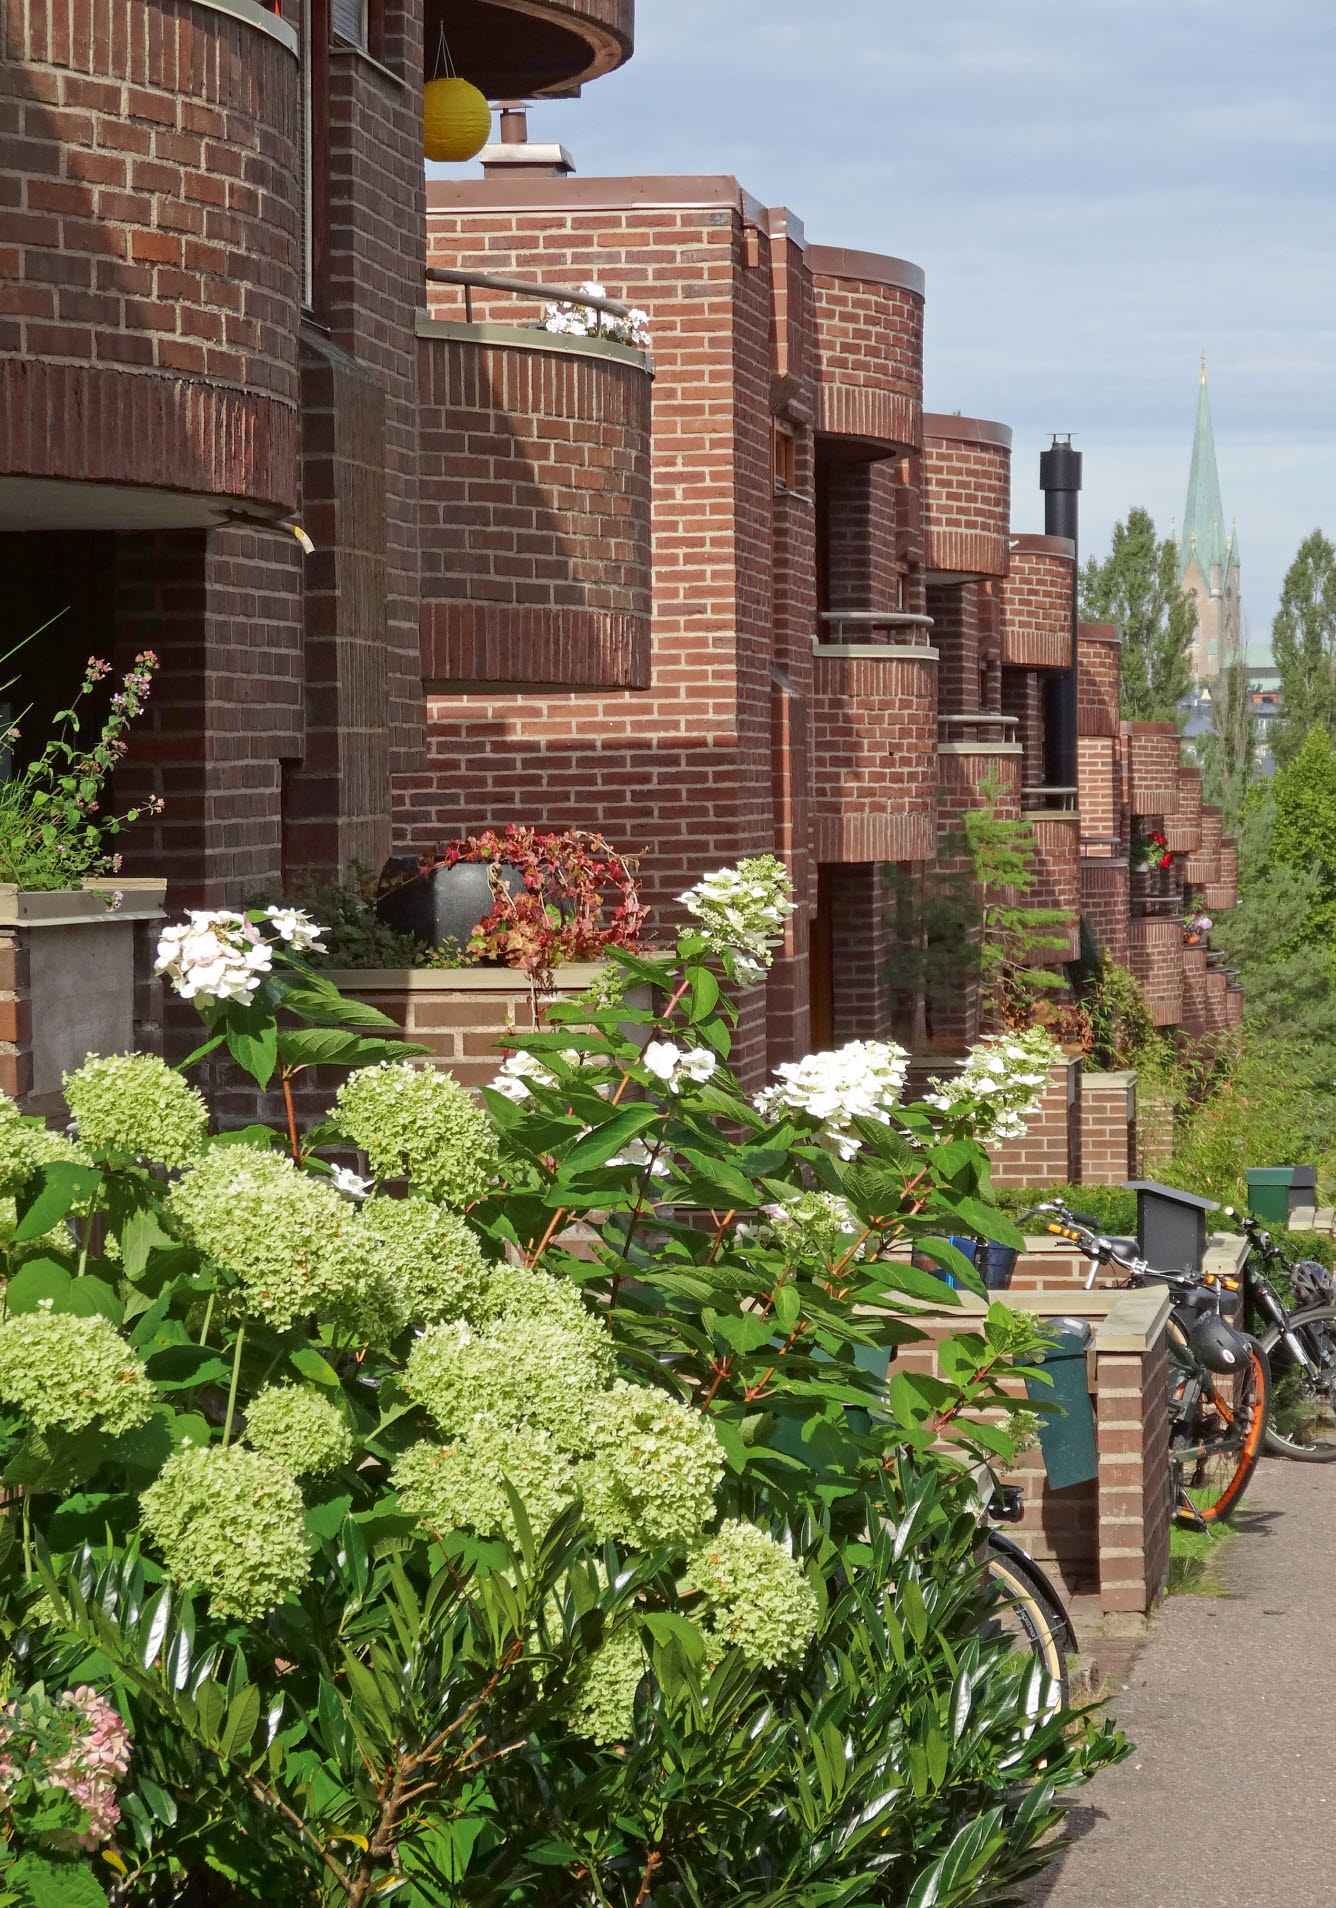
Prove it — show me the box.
[996,1182,1139,1238]
[0,875,1124,1905]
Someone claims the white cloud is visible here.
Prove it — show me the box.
[494,0,1336,638]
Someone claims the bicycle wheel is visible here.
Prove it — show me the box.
[1259,1304,1336,1461]
[981,1533,1073,1713]
[1170,1327,1271,1525]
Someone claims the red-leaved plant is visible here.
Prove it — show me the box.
[432,824,647,991]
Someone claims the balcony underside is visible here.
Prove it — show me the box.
[426,0,633,96]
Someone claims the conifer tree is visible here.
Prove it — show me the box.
[1079,506,1197,718]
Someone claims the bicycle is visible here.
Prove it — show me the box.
[1209,1206,1336,1462]
[982,1479,1077,1712]
[1022,1202,1272,1528]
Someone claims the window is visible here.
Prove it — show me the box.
[331,0,366,43]
[773,423,796,494]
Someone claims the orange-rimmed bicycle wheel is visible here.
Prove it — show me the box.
[1171,1332,1271,1527]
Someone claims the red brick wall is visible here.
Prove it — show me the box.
[1002,668,1046,788]
[929,581,984,716]
[1024,814,1080,960]
[822,457,909,612]
[1080,858,1130,963]
[417,328,652,690]
[1002,538,1073,670]
[1081,1072,1135,1184]
[989,1060,1080,1187]
[1184,805,1222,884]
[1077,624,1121,738]
[828,862,894,1042]
[114,524,304,905]
[0,0,300,508]
[1181,945,1209,1034]
[415,178,810,1087]
[1164,762,1202,853]
[1098,1337,1172,1618]
[921,417,1011,578]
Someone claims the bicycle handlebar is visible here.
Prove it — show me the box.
[1018,1199,1202,1292]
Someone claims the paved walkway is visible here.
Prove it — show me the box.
[1024,1454,1336,1907]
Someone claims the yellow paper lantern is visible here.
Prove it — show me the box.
[424,77,492,163]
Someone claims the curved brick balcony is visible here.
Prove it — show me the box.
[1184,805,1223,885]
[1121,722,1181,819]
[1020,787,1080,960]
[811,615,937,862]
[426,0,633,96]
[1201,834,1238,913]
[1164,763,1202,853]
[1130,914,1184,1027]
[1077,622,1122,738]
[417,316,652,691]
[1003,534,1075,668]
[808,247,924,453]
[0,0,302,524]
[922,415,1012,580]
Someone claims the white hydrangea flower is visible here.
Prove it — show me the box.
[738,1191,867,1262]
[641,1041,717,1091]
[679,856,795,983]
[263,906,327,953]
[155,911,272,1005]
[754,1040,909,1159]
[487,1049,606,1103]
[329,1164,374,1201]
[923,1027,1063,1142]
[539,281,652,350]
[607,1135,671,1177]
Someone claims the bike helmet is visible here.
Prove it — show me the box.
[1189,1312,1250,1375]
[1291,1259,1335,1308]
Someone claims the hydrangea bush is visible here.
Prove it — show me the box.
[0,877,1123,1907]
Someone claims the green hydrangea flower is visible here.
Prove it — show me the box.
[358,1197,491,1327]
[0,1303,154,1435]
[469,1263,593,1333]
[404,1312,613,1439]
[577,1382,724,1547]
[140,1444,311,1621]
[243,1385,353,1478]
[683,1521,819,1668]
[64,1051,208,1168]
[563,1624,648,1745]
[332,1063,499,1206]
[168,1147,400,1336]
[0,1093,44,1196]
[393,1421,578,1543]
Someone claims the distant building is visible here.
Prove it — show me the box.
[1249,664,1282,768]
[1177,358,1241,681]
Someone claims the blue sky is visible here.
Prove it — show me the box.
[505,0,1336,655]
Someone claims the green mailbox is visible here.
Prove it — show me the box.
[1025,1318,1098,1491]
[1246,1166,1317,1226]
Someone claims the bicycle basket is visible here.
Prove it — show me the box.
[1291,1259,1335,1308]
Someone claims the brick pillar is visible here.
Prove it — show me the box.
[114,526,304,906]
[1097,1333,1172,1619]
[988,1058,1081,1187]
[926,581,979,715]
[828,863,892,1041]
[1081,1071,1136,1184]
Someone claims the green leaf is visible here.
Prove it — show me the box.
[277,1028,425,1070]
[14,1163,101,1241]
[145,1345,232,1391]
[219,1684,261,1761]
[223,996,278,1089]
[3,1258,72,1312]
[65,1276,123,1324]
[558,1104,660,1174]
[674,1148,758,1207]
[686,966,719,1022]
[712,1313,776,1355]
[288,1347,340,1390]
[949,1196,1025,1248]
[279,980,400,1029]
[5,1852,111,1908]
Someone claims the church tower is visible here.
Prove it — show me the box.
[1177,356,1241,681]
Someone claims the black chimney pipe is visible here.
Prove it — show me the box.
[1039,434,1082,788]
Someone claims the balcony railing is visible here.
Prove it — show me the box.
[426,266,633,326]
[937,712,1020,746]
[1021,785,1079,812]
[814,610,935,653]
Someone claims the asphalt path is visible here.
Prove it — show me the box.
[1021,1454,1336,1907]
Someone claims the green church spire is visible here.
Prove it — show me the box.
[1178,354,1230,584]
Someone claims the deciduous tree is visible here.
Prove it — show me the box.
[1270,530,1336,765]
[1079,506,1197,719]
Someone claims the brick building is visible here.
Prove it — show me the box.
[0,0,1237,1113]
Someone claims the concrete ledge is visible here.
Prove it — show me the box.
[0,880,166,928]
[415,316,653,375]
[187,0,299,53]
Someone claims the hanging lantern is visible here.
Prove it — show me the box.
[424,77,491,162]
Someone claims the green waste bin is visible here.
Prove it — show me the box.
[1025,1319,1098,1491]
[1246,1166,1316,1226]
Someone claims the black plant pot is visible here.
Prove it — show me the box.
[376,857,526,952]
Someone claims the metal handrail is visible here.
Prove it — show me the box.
[426,266,631,324]
[1021,785,1079,811]
[819,609,935,629]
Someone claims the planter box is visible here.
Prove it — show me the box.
[209,961,650,1130]
[0,879,166,1115]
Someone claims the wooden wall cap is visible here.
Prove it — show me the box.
[922,412,1013,450]
[807,244,926,298]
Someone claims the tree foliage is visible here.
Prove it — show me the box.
[1269,530,1336,766]
[1079,506,1198,718]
